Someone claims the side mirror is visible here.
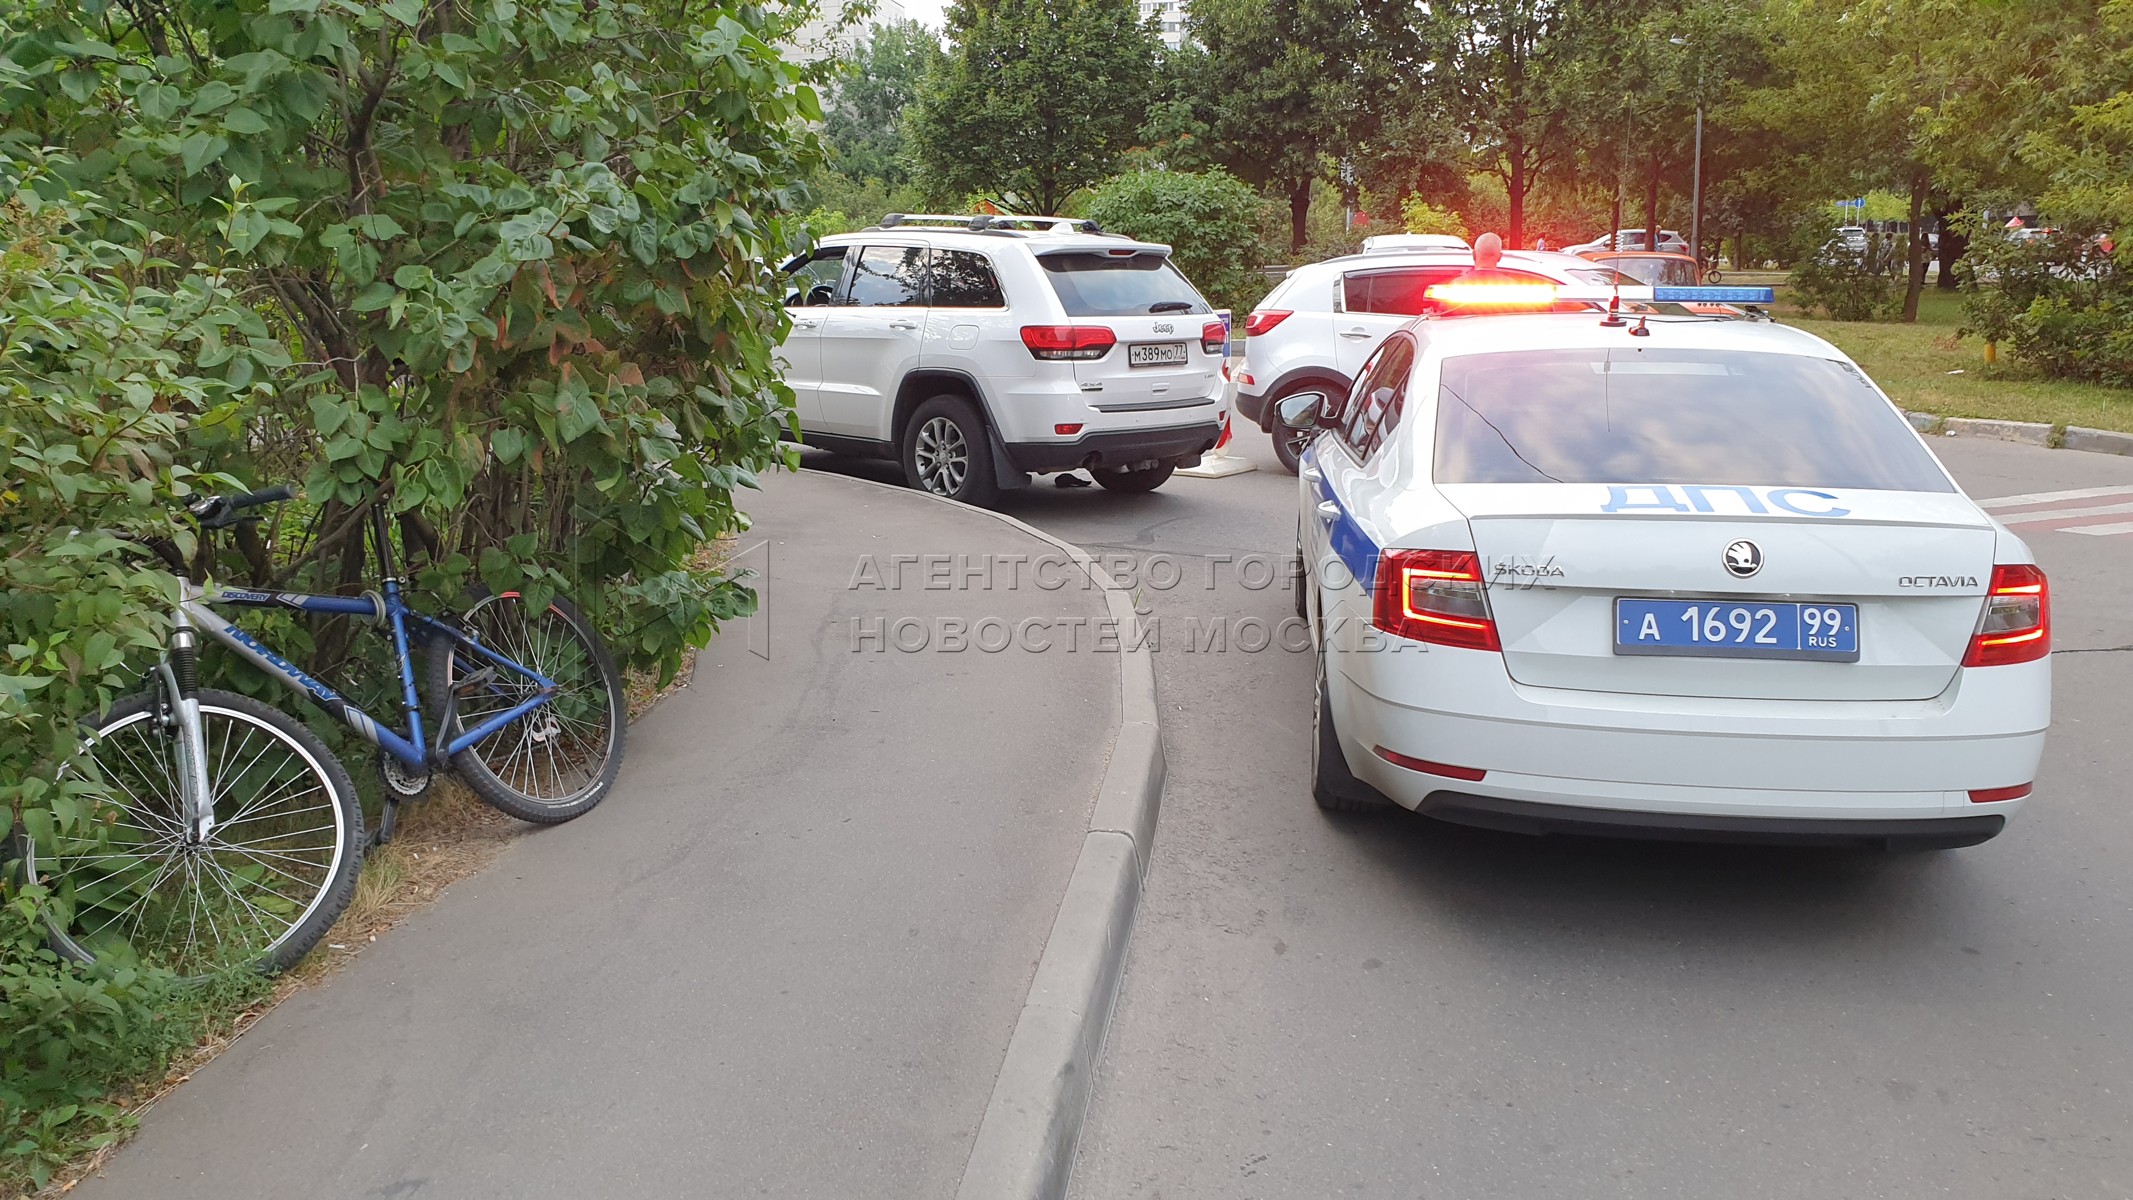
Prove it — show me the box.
[1278,391,1327,430]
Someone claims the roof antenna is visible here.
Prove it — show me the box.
[1600,283,1627,328]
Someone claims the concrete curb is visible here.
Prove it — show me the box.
[799,470,1163,1200]
[1908,411,2133,458]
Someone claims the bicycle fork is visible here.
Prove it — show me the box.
[162,612,217,845]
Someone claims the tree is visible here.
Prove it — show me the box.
[822,19,942,188]
[1188,0,1414,251]
[910,0,1157,214]
[1424,0,1592,249]
[1,0,823,676]
[1081,168,1271,312]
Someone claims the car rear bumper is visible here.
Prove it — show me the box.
[1005,420,1222,473]
[1327,642,2048,837]
[1411,792,2006,849]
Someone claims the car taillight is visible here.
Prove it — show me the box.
[1201,321,1228,354]
[1020,325,1116,360]
[1963,563,2049,667]
[1372,549,1499,651]
[1243,310,1291,337]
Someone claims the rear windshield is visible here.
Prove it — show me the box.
[1041,253,1211,316]
[1599,257,1699,286]
[1433,348,1953,492]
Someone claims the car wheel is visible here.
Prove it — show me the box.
[1093,462,1175,493]
[902,395,1000,508]
[1312,647,1387,812]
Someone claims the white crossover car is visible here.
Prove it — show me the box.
[781,214,1228,506]
[1234,247,1632,473]
[1286,282,2051,850]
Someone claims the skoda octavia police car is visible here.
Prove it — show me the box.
[1286,280,2050,850]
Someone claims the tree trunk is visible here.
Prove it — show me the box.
[1644,165,1660,252]
[1935,202,1967,290]
[1506,148,1527,248]
[1902,176,1928,322]
[1288,178,1311,253]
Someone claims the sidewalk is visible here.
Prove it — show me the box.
[75,471,1124,1200]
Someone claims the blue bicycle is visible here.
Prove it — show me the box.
[25,486,627,975]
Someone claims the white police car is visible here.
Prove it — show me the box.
[1284,279,2050,850]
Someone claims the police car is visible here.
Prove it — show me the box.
[1284,275,2050,850]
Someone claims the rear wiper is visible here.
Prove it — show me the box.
[1147,301,1193,313]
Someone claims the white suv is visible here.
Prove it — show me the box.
[1233,248,1630,473]
[780,215,1229,506]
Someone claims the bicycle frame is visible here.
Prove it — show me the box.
[162,504,559,775]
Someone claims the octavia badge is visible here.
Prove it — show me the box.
[1723,540,1763,578]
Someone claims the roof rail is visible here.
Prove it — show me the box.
[875,212,1105,235]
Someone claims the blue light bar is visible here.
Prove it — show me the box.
[1651,286,1776,304]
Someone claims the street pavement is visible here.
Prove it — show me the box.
[808,430,2133,1199]
[73,471,1120,1200]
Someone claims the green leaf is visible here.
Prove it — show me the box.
[491,427,528,464]
[188,80,237,114]
[350,214,407,239]
[380,0,424,25]
[308,394,352,437]
[352,282,397,312]
[392,264,435,289]
[222,108,270,135]
[179,132,230,175]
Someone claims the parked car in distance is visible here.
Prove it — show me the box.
[1360,233,1470,253]
[1579,249,1705,287]
[780,214,1229,506]
[1563,228,1688,255]
[1232,247,1636,474]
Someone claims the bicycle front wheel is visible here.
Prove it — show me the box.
[429,591,626,824]
[28,689,364,976]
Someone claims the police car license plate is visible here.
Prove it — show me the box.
[1614,598,1859,662]
[1129,342,1188,367]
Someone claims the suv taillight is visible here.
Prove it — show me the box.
[1963,563,2049,666]
[1243,310,1291,337]
[1201,321,1228,354]
[1020,325,1116,360]
[1372,549,1499,651]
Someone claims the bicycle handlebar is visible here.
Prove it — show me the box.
[191,483,298,529]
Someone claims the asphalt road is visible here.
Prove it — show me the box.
[820,428,2133,1200]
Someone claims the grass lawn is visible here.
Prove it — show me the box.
[1769,284,2133,434]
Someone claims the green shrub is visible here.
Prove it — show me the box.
[1081,169,1272,315]
[1401,197,1468,240]
[1790,238,1903,321]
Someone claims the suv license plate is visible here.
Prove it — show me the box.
[1128,342,1188,367]
[1614,598,1859,662]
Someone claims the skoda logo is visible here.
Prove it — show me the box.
[1723,540,1763,578]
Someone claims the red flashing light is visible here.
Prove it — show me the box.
[1243,310,1291,337]
[1423,281,1563,308]
[1372,746,1487,782]
[1962,564,2050,666]
[1969,783,2033,804]
[1372,549,1500,651]
[1021,325,1116,360]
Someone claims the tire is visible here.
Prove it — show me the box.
[428,591,627,824]
[901,395,1000,507]
[29,688,364,976]
[1312,650,1387,812]
[1093,462,1176,493]
[1704,266,1725,284]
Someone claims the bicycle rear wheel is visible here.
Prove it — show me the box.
[428,591,626,824]
[27,689,364,976]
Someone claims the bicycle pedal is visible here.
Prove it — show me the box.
[453,666,499,696]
